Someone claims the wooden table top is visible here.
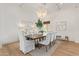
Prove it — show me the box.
[25,34,46,40]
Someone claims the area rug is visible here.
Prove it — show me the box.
[29,40,61,56]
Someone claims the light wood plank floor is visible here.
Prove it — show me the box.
[0,42,31,56]
[52,41,79,56]
[0,40,79,56]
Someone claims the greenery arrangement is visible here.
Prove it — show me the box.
[35,19,43,29]
[35,19,44,34]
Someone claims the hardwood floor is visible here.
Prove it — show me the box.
[0,42,31,56]
[52,41,79,56]
[0,40,79,56]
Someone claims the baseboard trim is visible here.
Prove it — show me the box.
[68,39,79,43]
[74,41,79,43]
[69,40,79,43]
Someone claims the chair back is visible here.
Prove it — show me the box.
[18,30,26,42]
[45,32,52,44]
[46,32,56,43]
[17,29,35,54]
[50,32,56,42]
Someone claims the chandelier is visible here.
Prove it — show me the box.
[36,4,47,19]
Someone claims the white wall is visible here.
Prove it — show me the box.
[0,3,79,45]
[0,4,19,44]
[52,5,79,42]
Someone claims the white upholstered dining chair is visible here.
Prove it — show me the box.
[38,32,53,52]
[49,32,56,46]
[39,32,54,51]
[18,30,35,54]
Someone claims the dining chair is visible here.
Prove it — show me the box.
[49,32,56,46]
[18,30,35,54]
[38,32,53,52]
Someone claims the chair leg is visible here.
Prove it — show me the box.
[49,42,52,48]
[45,46,48,52]
[52,40,56,46]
